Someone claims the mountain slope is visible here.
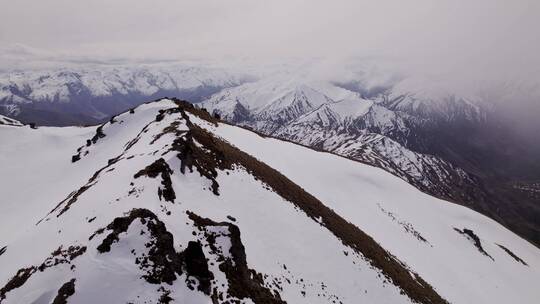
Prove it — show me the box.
[201,78,540,247]
[2,63,538,250]
[0,99,439,304]
[202,81,487,210]
[1,99,539,303]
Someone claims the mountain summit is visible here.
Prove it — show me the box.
[0,99,539,303]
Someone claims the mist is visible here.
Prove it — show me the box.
[1,0,539,135]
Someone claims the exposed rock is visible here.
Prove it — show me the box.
[497,244,528,266]
[171,100,448,304]
[454,228,494,260]
[0,245,85,302]
[134,158,176,203]
[91,124,106,144]
[95,208,183,284]
[71,154,81,163]
[0,267,35,301]
[189,212,285,304]
[180,241,213,294]
[38,245,87,272]
[51,278,76,304]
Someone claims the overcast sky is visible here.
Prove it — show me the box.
[1,0,539,134]
[1,0,539,70]
[1,0,540,96]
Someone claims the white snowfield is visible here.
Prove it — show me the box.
[0,99,538,304]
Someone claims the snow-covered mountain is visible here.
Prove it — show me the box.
[201,78,488,208]
[1,98,539,303]
[201,76,540,249]
[0,66,250,126]
[0,114,22,127]
[2,63,538,248]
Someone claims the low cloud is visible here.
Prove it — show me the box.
[1,0,538,135]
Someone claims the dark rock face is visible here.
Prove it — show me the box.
[37,246,87,272]
[93,208,214,293]
[51,278,76,304]
[90,125,106,144]
[71,154,81,163]
[95,208,183,285]
[181,241,213,294]
[0,245,85,302]
[134,158,176,203]
[188,212,285,304]
[454,228,493,260]
[497,244,528,266]
[0,267,35,301]
[71,123,107,163]
[173,130,221,196]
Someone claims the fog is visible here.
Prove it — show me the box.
[1,0,539,134]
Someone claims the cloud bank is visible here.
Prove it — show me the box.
[1,0,539,135]
[1,1,538,72]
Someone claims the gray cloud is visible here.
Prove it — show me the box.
[1,0,539,134]
[1,1,539,67]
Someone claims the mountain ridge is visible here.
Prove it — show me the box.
[2,66,539,247]
[2,98,539,303]
[0,67,250,126]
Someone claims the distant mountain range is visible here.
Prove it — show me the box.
[0,66,249,126]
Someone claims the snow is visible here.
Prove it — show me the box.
[1,99,538,303]
[200,73,482,205]
[330,97,373,118]
[203,77,333,117]
[202,116,540,304]
[294,97,374,127]
[0,65,248,103]
[0,100,413,303]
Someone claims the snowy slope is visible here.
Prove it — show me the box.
[202,78,334,131]
[2,62,537,248]
[1,99,539,304]
[0,99,440,304]
[201,79,484,208]
[378,78,490,123]
[201,115,540,304]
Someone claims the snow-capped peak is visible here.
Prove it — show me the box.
[2,99,539,304]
